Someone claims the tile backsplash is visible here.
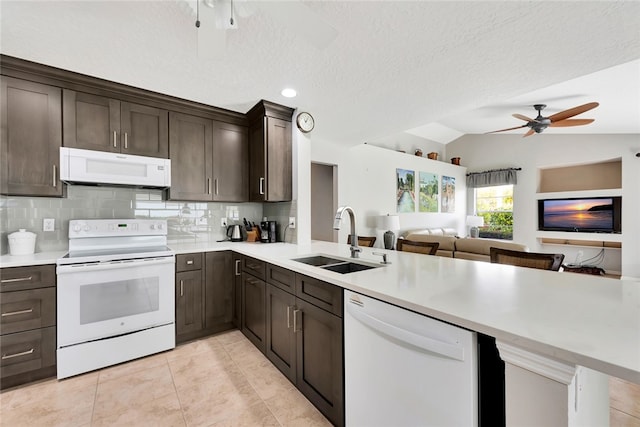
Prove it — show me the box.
[0,185,285,255]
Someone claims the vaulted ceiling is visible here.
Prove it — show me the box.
[2,1,638,146]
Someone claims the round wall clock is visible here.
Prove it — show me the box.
[296,112,315,133]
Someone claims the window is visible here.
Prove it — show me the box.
[475,185,513,240]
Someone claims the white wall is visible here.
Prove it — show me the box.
[446,133,640,278]
[310,141,467,247]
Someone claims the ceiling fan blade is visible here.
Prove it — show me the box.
[523,129,536,138]
[548,102,599,122]
[512,113,538,122]
[549,119,595,127]
[484,124,527,134]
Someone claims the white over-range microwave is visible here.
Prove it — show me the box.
[60,147,171,188]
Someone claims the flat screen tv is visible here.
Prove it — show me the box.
[538,196,621,233]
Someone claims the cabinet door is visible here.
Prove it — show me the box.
[175,270,205,338]
[62,90,120,153]
[265,117,292,201]
[1,77,63,196]
[204,251,233,333]
[295,298,344,427]
[212,121,248,202]
[248,116,292,202]
[120,102,168,158]
[266,284,296,382]
[168,112,213,201]
[232,253,242,328]
[248,117,266,202]
[241,272,266,353]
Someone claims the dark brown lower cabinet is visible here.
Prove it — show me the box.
[175,269,205,339]
[265,284,296,382]
[175,251,234,344]
[241,272,266,353]
[294,298,343,427]
[0,264,57,389]
[263,268,344,427]
[232,253,242,328]
[204,251,234,333]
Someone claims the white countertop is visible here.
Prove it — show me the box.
[2,240,638,385]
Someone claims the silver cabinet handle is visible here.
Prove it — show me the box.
[53,164,57,187]
[2,348,34,360]
[124,132,128,149]
[113,131,117,148]
[180,280,184,297]
[235,260,241,276]
[2,308,33,317]
[207,178,212,195]
[1,276,32,283]
[293,309,301,332]
[259,177,265,195]
[287,306,292,329]
[215,179,219,195]
[186,260,194,265]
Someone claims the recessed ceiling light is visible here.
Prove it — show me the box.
[281,88,297,98]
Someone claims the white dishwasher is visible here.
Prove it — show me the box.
[344,290,478,427]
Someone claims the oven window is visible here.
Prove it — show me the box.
[80,277,160,324]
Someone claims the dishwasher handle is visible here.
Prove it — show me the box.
[346,302,465,362]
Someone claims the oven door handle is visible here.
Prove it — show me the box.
[57,256,175,274]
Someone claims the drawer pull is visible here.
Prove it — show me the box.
[2,308,33,317]
[53,164,57,187]
[293,309,302,333]
[113,131,117,148]
[1,276,33,283]
[2,348,34,360]
[287,306,292,329]
[186,260,194,265]
[259,177,265,195]
[124,132,128,149]
[180,280,184,297]
[235,259,241,276]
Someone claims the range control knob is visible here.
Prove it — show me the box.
[157,223,163,230]
[150,224,155,230]
[83,225,91,232]
[73,224,82,232]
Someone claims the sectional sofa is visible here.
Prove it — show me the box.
[400,228,528,262]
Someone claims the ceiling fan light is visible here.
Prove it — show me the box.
[281,88,297,98]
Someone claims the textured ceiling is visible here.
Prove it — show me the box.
[1,1,639,146]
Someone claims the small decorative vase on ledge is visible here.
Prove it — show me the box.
[414,149,423,157]
[451,157,461,165]
[427,152,438,160]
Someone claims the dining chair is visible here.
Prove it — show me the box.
[396,239,439,255]
[347,235,377,247]
[489,247,565,271]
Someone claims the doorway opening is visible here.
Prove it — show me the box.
[311,162,338,242]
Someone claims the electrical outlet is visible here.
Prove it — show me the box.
[221,218,227,227]
[289,217,296,229]
[43,218,55,232]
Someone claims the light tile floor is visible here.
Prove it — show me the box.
[0,330,332,427]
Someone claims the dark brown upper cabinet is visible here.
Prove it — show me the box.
[247,100,294,202]
[168,111,248,202]
[63,90,168,158]
[1,77,63,197]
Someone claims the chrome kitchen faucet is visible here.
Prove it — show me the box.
[333,206,361,258]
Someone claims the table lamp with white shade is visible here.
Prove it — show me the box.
[466,215,484,238]
[378,214,400,249]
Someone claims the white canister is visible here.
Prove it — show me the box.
[8,229,37,256]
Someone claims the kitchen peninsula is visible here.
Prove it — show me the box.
[3,239,638,426]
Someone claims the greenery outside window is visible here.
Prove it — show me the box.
[475,185,513,240]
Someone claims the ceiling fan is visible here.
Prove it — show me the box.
[486,102,599,137]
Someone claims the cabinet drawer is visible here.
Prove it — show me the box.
[0,265,55,293]
[266,263,295,293]
[295,274,343,318]
[0,288,56,335]
[0,326,56,379]
[176,253,203,272]
[242,256,265,280]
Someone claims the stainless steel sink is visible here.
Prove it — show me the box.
[321,262,377,274]
[292,255,345,267]
[292,254,381,274]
